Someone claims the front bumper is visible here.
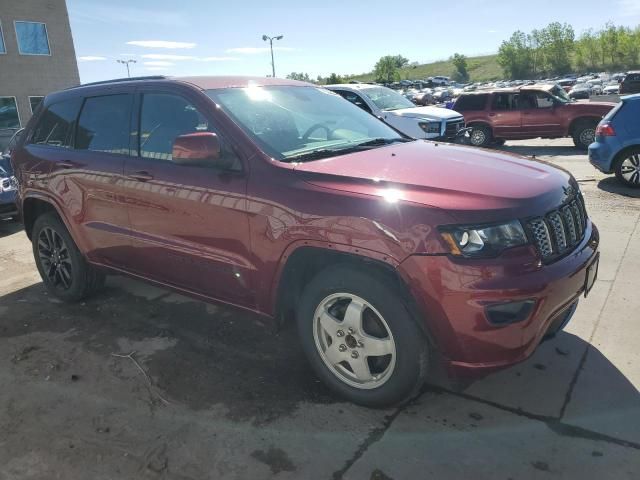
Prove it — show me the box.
[0,191,18,220]
[398,221,599,377]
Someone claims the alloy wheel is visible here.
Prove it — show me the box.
[579,128,596,147]
[37,227,73,290]
[620,153,640,185]
[470,129,486,146]
[313,293,396,390]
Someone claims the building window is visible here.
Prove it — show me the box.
[0,97,20,129]
[0,21,6,54]
[15,21,50,55]
[29,96,44,114]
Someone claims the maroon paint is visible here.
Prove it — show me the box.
[13,76,600,378]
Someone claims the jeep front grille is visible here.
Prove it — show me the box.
[526,196,588,262]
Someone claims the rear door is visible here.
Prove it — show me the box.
[122,88,254,307]
[518,91,563,136]
[24,93,134,267]
[489,93,522,138]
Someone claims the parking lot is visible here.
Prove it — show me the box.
[0,138,639,479]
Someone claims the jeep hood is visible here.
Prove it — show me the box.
[383,106,462,121]
[293,141,574,222]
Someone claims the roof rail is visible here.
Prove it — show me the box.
[67,76,167,90]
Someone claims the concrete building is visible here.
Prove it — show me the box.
[0,0,79,148]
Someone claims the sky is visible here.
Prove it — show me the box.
[68,0,640,84]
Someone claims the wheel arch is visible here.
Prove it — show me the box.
[272,244,437,347]
[568,116,601,136]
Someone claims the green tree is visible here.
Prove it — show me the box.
[497,31,534,79]
[450,53,469,82]
[539,22,575,74]
[286,72,311,82]
[374,55,401,83]
[325,73,343,84]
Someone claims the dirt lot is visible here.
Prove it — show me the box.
[1,138,639,480]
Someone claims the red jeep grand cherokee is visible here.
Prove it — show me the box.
[455,84,615,150]
[11,76,600,407]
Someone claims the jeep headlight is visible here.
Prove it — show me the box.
[440,220,528,257]
[418,121,441,135]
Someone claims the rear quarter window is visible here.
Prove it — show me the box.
[455,94,488,112]
[30,98,82,148]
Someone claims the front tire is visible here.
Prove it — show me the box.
[614,147,640,188]
[572,120,597,150]
[32,212,105,302]
[296,265,428,407]
[469,125,492,147]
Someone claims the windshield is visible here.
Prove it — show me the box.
[550,85,571,103]
[360,87,416,111]
[207,86,404,161]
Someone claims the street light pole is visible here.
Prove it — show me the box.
[262,34,283,78]
[117,59,137,78]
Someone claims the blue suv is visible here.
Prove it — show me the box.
[589,94,640,188]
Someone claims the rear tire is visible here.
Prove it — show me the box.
[572,120,598,150]
[296,264,428,408]
[32,212,105,302]
[614,147,640,188]
[469,125,492,147]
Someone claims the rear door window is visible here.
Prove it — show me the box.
[454,94,488,111]
[75,94,133,154]
[491,93,517,110]
[31,98,82,148]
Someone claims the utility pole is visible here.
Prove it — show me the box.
[262,34,283,78]
[117,59,137,78]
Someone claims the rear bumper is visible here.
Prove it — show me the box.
[588,140,617,174]
[397,221,599,378]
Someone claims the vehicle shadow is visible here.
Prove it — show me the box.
[0,220,22,238]
[498,144,582,158]
[2,275,640,435]
[597,177,640,198]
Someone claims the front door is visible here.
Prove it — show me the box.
[122,90,254,307]
[518,91,563,136]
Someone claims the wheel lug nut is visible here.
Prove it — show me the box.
[336,330,345,337]
[348,327,355,334]
[338,344,347,352]
[357,341,364,348]
[351,351,359,359]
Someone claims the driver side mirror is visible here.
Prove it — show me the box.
[172,132,221,166]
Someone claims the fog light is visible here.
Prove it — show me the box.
[485,300,536,326]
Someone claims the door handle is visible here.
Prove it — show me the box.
[488,113,496,117]
[129,171,154,182]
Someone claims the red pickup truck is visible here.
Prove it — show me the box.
[454,84,615,149]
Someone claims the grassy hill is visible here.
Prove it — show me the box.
[345,54,503,83]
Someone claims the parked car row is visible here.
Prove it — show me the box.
[7,75,601,407]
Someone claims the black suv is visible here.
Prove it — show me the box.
[620,71,640,95]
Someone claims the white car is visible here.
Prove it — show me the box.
[603,84,620,95]
[326,84,465,141]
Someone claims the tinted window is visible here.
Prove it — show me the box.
[15,21,50,55]
[29,96,44,114]
[0,22,6,54]
[519,92,553,109]
[491,93,516,111]
[335,90,372,113]
[0,97,19,128]
[454,94,488,111]
[31,98,81,147]
[139,93,212,161]
[76,95,132,154]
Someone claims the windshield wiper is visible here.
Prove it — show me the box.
[284,138,411,163]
